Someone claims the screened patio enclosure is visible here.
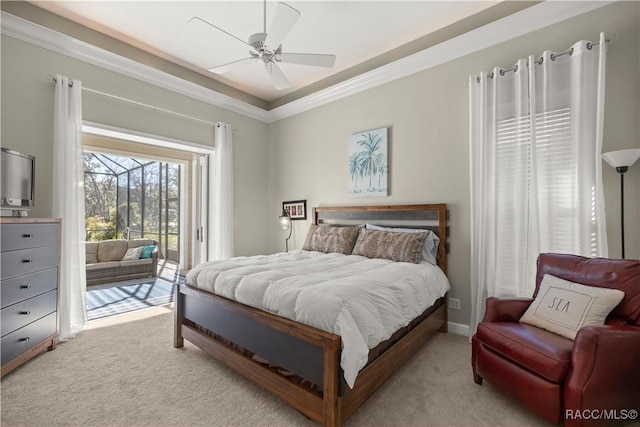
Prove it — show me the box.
[83,152,180,262]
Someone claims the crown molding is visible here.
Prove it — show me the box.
[0,11,270,123]
[267,0,612,122]
[2,1,611,124]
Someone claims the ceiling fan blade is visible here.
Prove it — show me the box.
[264,2,300,51]
[189,17,254,50]
[265,62,290,90]
[279,53,336,68]
[209,57,256,74]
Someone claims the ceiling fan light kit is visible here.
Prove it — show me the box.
[192,1,336,90]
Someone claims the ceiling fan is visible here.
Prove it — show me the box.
[190,1,336,90]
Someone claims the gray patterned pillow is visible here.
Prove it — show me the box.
[302,224,361,255]
[351,229,428,263]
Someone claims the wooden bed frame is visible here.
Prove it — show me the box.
[174,204,449,426]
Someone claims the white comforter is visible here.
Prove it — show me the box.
[186,250,450,388]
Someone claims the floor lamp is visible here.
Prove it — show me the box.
[602,148,640,258]
[279,208,292,252]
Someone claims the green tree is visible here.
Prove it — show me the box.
[349,154,363,191]
[355,132,385,190]
[85,214,116,241]
[83,154,116,220]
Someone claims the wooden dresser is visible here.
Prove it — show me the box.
[1,217,61,377]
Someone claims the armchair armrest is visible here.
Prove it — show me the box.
[482,297,533,323]
[564,325,640,427]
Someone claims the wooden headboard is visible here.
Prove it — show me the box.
[313,204,449,275]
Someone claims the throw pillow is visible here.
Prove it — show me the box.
[302,224,361,255]
[121,247,143,261]
[520,274,625,340]
[140,245,155,259]
[365,224,440,265]
[351,228,428,263]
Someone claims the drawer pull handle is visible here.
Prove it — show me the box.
[20,311,31,315]
[19,337,30,342]
[22,234,34,238]
[20,284,32,289]
[22,259,33,263]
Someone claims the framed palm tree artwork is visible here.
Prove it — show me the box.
[348,127,388,197]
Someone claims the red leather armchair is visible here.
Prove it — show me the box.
[472,253,640,426]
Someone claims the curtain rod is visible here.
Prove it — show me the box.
[476,39,609,83]
[48,77,226,128]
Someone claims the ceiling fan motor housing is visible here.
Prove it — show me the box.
[249,32,281,61]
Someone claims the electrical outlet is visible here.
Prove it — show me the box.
[449,298,461,310]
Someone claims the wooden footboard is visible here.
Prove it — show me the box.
[174,283,446,426]
[174,203,450,426]
[175,283,342,425]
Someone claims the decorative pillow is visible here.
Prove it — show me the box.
[351,228,428,263]
[520,274,625,340]
[121,247,143,261]
[302,224,361,255]
[365,224,440,265]
[139,245,155,259]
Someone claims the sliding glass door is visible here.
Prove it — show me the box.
[193,154,210,266]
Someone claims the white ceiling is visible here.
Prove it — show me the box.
[31,1,500,102]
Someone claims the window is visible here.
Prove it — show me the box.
[469,34,608,333]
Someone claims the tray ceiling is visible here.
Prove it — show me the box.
[30,1,502,104]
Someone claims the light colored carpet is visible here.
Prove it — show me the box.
[1,306,555,427]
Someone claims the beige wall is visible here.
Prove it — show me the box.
[1,35,271,256]
[2,2,638,329]
[267,2,640,327]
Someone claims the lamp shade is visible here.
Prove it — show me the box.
[602,149,640,168]
[279,210,291,231]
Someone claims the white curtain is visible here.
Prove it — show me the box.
[469,33,608,335]
[52,74,87,339]
[209,122,234,260]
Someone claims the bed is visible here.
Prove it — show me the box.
[174,204,449,426]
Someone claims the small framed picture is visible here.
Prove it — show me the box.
[283,200,307,220]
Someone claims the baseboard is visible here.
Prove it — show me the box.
[447,321,470,338]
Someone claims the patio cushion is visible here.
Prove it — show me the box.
[86,242,99,264]
[120,258,153,266]
[97,240,128,262]
[86,261,121,271]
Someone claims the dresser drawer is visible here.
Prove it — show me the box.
[1,312,57,365]
[1,268,58,309]
[1,222,59,252]
[1,290,57,337]
[1,246,59,280]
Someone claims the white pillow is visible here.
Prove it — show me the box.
[364,224,440,265]
[121,247,143,261]
[520,274,625,340]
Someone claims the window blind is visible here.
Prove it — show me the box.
[493,106,585,295]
